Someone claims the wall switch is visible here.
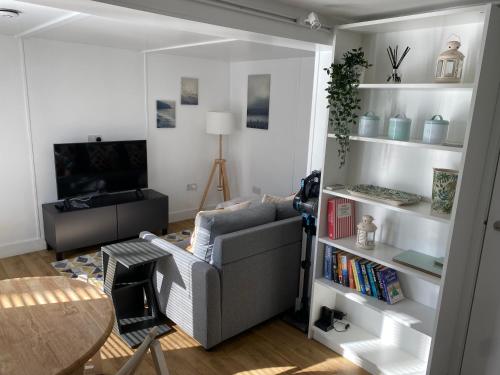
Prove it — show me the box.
[252,186,262,195]
[88,135,102,142]
[187,183,198,191]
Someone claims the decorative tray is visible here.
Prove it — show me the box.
[347,184,422,206]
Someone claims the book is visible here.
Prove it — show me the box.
[332,249,340,283]
[360,260,372,296]
[348,256,355,289]
[350,258,361,291]
[373,264,386,301]
[327,198,356,240]
[354,258,366,294]
[324,245,334,280]
[336,252,343,284]
[339,253,350,287]
[392,249,443,278]
[381,268,405,304]
[366,262,379,299]
[376,266,388,301]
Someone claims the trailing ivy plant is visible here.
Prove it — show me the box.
[325,48,371,167]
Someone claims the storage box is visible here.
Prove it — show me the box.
[327,198,356,239]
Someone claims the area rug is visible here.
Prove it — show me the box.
[51,229,192,290]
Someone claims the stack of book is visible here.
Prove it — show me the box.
[323,245,405,305]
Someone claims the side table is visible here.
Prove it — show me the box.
[102,238,171,348]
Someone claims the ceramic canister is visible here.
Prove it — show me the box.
[432,168,459,214]
[423,115,449,144]
[358,112,380,138]
[388,114,412,141]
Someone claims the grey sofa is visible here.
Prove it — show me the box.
[139,203,302,349]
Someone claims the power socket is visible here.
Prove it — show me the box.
[88,135,102,142]
[187,183,198,191]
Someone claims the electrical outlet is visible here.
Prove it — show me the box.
[252,186,262,195]
[187,183,198,191]
[88,135,102,142]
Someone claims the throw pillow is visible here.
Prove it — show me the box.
[191,203,276,263]
[224,200,251,211]
[191,201,252,249]
[261,193,295,204]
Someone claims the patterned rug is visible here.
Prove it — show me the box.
[51,229,192,290]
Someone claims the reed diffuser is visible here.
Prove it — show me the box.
[386,45,410,83]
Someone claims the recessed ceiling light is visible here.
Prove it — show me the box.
[0,8,22,18]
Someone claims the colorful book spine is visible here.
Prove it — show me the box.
[376,266,388,301]
[351,258,361,291]
[332,250,339,283]
[340,254,349,287]
[336,252,343,284]
[327,198,356,240]
[360,260,372,296]
[324,245,333,280]
[348,256,355,289]
[373,265,385,300]
[354,258,366,294]
[366,262,378,299]
[381,268,405,305]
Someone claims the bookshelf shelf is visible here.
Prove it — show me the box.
[357,83,474,90]
[318,236,442,285]
[311,324,427,375]
[327,134,463,152]
[315,278,436,337]
[322,189,451,223]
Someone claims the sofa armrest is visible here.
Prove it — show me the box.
[139,232,222,349]
[211,216,302,269]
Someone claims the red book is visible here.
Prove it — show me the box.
[327,198,356,239]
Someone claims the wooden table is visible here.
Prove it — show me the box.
[0,276,114,375]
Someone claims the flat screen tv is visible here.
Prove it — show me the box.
[54,140,147,200]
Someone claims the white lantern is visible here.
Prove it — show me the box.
[356,215,377,250]
[435,37,465,83]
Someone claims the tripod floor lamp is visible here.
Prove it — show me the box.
[199,111,234,211]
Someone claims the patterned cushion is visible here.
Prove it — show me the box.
[261,193,295,204]
[191,203,276,262]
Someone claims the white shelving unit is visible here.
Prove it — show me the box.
[308,4,500,375]
[358,83,474,89]
[328,134,464,153]
[323,188,450,223]
[318,236,441,285]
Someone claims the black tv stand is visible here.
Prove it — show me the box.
[43,189,169,260]
[135,188,145,200]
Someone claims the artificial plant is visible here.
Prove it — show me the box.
[325,48,371,167]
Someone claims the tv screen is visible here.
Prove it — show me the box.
[54,140,147,199]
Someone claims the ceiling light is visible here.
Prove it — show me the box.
[303,12,322,30]
[0,8,21,18]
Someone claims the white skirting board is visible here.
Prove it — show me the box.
[0,238,46,259]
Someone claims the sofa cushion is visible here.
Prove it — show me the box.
[192,203,276,262]
[275,200,300,220]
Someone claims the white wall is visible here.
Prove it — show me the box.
[146,53,230,220]
[228,57,315,197]
[0,35,316,257]
[23,38,147,225]
[0,36,41,257]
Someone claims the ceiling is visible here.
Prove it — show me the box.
[0,0,315,60]
[270,0,487,20]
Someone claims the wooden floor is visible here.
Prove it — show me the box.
[0,219,367,375]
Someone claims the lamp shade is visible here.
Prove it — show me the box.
[206,112,234,135]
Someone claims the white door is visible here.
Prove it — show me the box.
[461,155,500,374]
